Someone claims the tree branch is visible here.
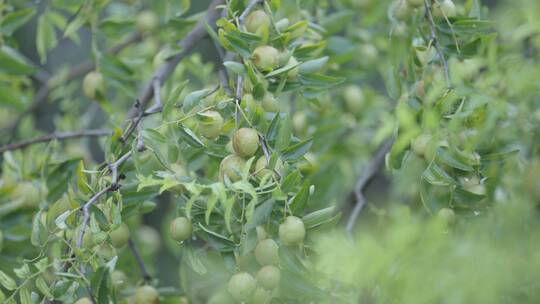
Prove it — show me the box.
[346,138,395,235]
[0,129,111,154]
[122,0,225,128]
[424,0,451,88]
[4,32,142,142]
[128,238,152,283]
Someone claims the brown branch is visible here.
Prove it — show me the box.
[5,32,142,142]
[122,0,225,133]
[128,238,152,283]
[424,0,451,88]
[0,129,111,154]
[346,138,395,234]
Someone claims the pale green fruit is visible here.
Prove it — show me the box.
[393,0,411,20]
[251,287,271,304]
[110,223,130,248]
[437,208,456,225]
[286,56,300,80]
[207,289,235,304]
[83,71,105,100]
[245,10,270,33]
[74,297,93,304]
[411,133,432,157]
[136,10,159,33]
[219,155,246,182]
[343,85,365,114]
[197,110,224,140]
[227,272,256,302]
[254,156,284,179]
[262,92,280,113]
[256,265,281,290]
[433,0,457,18]
[233,128,259,157]
[252,46,280,71]
[112,270,128,289]
[134,285,160,304]
[170,217,192,242]
[292,112,307,135]
[279,216,306,245]
[255,239,279,266]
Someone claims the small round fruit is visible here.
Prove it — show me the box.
[83,71,105,100]
[233,128,259,157]
[135,285,160,304]
[256,265,280,290]
[433,0,456,18]
[252,46,279,71]
[393,0,411,20]
[255,239,279,266]
[219,155,246,182]
[279,216,306,246]
[197,110,224,140]
[170,217,192,242]
[292,112,307,135]
[411,134,432,157]
[245,10,270,33]
[227,272,256,302]
[437,208,456,225]
[74,298,93,304]
[251,287,271,304]
[262,92,280,113]
[207,290,235,304]
[286,56,300,80]
[136,10,159,33]
[343,85,365,114]
[111,270,128,290]
[110,223,130,248]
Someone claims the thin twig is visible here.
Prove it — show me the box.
[0,129,110,153]
[5,32,143,142]
[346,138,395,235]
[424,0,451,88]
[123,0,225,124]
[128,238,152,283]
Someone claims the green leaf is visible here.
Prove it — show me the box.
[299,56,329,73]
[183,246,207,275]
[281,138,313,161]
[436,147,474,172]
[183,88,213,112]
[289,182,310,215]
[275,113,292,151]
[385,65,401,100]
[265,62,301,78]
[246,199,275,229]
[19,288,32,304]
[1,7,36,35]
[163,80,189,119]
[90,267,111,304]
[0,46,36,75]
[36,13,57,64]
[178,126,205,148]
[422,163,457,186]
[205,193,219,225]
[302,206,339,229]
[0,270,17,291]
[223,61,246,75]
[36,276,54,298]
